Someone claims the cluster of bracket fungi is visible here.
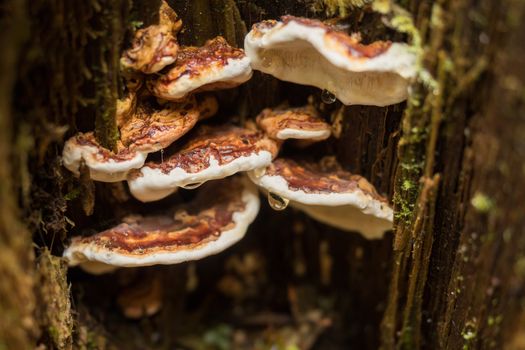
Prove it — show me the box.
[62,1,416,275]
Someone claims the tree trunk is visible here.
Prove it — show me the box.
[1,0,524,349]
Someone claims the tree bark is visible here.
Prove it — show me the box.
[1,0,524,349]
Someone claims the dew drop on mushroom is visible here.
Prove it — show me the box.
[267,192,289,211]
[321,89,337,104]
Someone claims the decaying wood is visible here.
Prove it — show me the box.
[0,0,524,349]
[0,0,36,348]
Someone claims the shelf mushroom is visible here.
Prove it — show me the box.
[244,16,416,106]
[148,36,252,100]
[62,95,216,182]
[63,177,260,274]
[247,158,393,239]
[127,124,280,202]
[120,1,182,74]
[62,133,147,183]
[256,105,331,141]
[118,94,218,151]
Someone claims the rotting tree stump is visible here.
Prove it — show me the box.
[1,0,524,349]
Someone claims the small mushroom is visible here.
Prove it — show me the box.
[118,94,216,153]
[148,36,252,100]
[244,16,416,106]
[63,177,260,273]
[117,271,163,319]
[62,95,216,182]
[127,124,280,202]
[120,1,182,74]
[248,157,393,239]
[256,105,331,141]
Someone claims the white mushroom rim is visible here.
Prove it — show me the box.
[244,16,417,106]
[63,179,260,272]
[247,170,393,221]
[153,56,253,100]
[248,165,393,239]
[275,128,331,141]
[128,151,274,202]
[62,134,147,183]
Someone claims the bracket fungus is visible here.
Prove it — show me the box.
[248,158,393,239]
[63,95,216,182]
[117,272,163,319]
[128,125,280,202]
[118,94,217,152]
[63,177,260,274]
[148,36,252,100]
[244,16,416,106]
[62,132,147,183]
[256,105,331,141]
[120,1,182,74]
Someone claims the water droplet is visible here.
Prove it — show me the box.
[252,167,266,178]
[321,89,337,104]
[267,192,289,211]
[182,182,204,190]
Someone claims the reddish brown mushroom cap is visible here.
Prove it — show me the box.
[63,93,217,182]
[128,125,280,202]
[120,1,182,74]
[62,132,147,182]
[148,36,252,100]
[63,177,260,273]
[118,95,212,153]
[248,157,393,238]
[256,105,331,141]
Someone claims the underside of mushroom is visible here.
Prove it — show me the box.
[244,16,416,106]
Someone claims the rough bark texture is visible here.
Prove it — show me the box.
[0,1,37,349]
[0,0,524,349]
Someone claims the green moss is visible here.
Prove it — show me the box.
[93,0,130,150]
[487,315,503,327]
[318,0,373,16]
[393,192,416,223]
[372,0,392,14]
[402,180,415,191]
[64,187,81,201]
[470,192,494,213]
[398,325,414,349]
[36,249,73,350]
[129,20,143,30]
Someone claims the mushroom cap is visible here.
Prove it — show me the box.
[120,1,182,74]
[256,105,331,141]
[244,16,416,106]
[117,273,163,319]
[128,124,280,202]
[63,94,217,182]
[63,177,260,272]
[247,157,393,238]
[118,95,207,153]
[62,132,147,182]
[148,37,252,100]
